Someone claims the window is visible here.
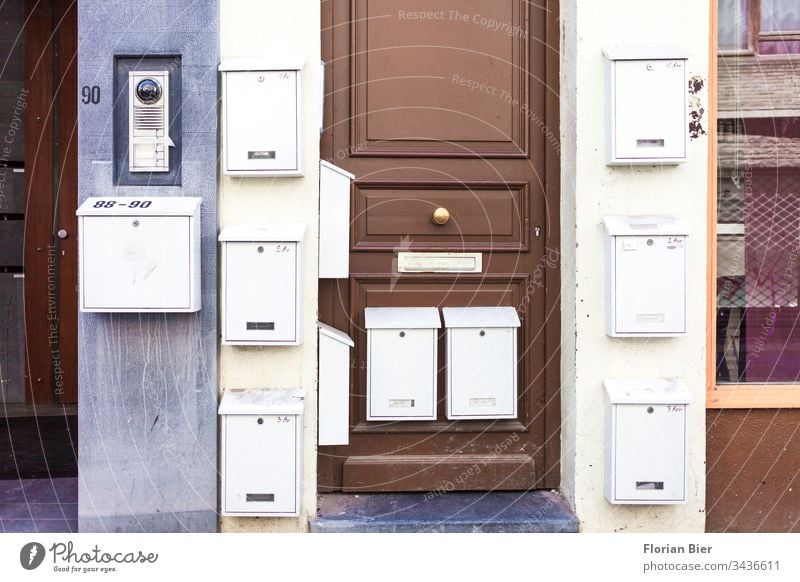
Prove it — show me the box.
[717,0,800,55]
[719,0,749,51]
[761,0,800,34]
[711,0,800,407]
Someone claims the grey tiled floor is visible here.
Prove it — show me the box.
[0,478,78,532]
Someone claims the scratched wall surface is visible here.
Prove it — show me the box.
[77,1,219,532]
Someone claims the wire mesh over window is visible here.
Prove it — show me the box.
[716,114,800,382]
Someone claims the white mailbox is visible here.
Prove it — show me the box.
[318,323,353,445]
[604,47,688,165]
[319,161,354,279]
[443,307,520,420]
[219,388,304,516]
[604,216,689,337]
[604,378,691,505]
[219,224,305,345]
[219,59,303,176]
[365,307,441,421]
[77,196,201,312]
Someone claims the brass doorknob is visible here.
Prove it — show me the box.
[431,207,451,225]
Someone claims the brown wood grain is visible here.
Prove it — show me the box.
[23,0,77,404]
[343,454,536,492]
[707,409,800,532]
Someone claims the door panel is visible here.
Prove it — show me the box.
[351,0,528,156]
[23,0,78,404]
[319,0,560,492]
[353,181,529,252]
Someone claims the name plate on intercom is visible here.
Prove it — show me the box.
[397,252,482,273]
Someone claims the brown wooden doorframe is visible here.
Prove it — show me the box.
[318,0,561,492]
[23,0,78,404]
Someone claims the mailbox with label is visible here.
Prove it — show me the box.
[604,47,688,165]
[219,59,303,176]
[77,196,201,312]
[219,388,304,516]
[604,215,689,337]
[365,307,440,421]
[443,306,520,420]
[604,378,691,505]
[219,224,305,345]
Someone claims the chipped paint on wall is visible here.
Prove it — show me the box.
[688,74,707,139]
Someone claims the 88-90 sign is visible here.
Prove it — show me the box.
[92,200,153,209]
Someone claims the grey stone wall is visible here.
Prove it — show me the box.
[77,1,219,532]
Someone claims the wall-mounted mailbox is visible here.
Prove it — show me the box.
[604,378,691,505]
[77,197,201,312]
[604,216,689,337]
[219,388,304,516]
[219,224,305,345]
[318,323,353,445]
[319,161,354,279]
[365,307,440,421]
[604,47,688,165]
[443,307,520,420]
[219,59,303,176]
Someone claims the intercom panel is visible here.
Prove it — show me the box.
[128,70,174,172]
[113,56,182,186]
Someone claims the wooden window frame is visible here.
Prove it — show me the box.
[758,0,800,41]
[707,0,800,408]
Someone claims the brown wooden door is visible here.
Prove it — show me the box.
[319,0,560,492]
[23,0,78,404]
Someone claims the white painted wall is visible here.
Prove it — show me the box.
[560,0,709,531]
[219,0,321,533]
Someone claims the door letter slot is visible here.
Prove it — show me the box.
[635,481,665,490]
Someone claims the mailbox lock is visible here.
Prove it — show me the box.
[132,220,140,228]
[647,238,654,246]
[257,417,264,425]
[257,246,264,253]
[479,330,486,337]
[398,331,406,338]
[646,63,654,71]
[257,75,264,82]
[647,406,654,414]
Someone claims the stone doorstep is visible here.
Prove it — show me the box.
[310,490,578,533]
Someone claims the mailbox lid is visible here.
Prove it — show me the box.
[603,46,689,61]
[219,223,306,243]
[443,306,521,328]
[604,378,692,405]
[219,58,304,73]
[77,196,201,216]
[364,307,441,330]
[603,215,691,237]
[320,159,354,180]
[218,388,305,416]
[319,322,354,347]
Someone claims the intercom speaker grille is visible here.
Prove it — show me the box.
[134,106,164,131]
